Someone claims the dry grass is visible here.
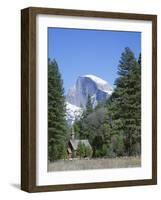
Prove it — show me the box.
[48,156,141,172]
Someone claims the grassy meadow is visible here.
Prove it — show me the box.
[48,156,141,172]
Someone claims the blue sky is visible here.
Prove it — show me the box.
[48,28,141,94]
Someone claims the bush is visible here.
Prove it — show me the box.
[131,142,141,156]
[111,134,125,156]
[77,141,93,158]
[77,142,86,158]
[85,145,93,158]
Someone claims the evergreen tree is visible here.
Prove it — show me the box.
[86,95,93,115]
[102,108,113,148]
[74,95,93,140]
[73,48,141,158]
[109,48,141,156]
[77,142,86,158]
[85,145,93,158]
[48,59,67,161]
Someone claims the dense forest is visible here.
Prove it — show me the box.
[48,48,141,161]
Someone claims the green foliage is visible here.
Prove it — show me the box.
[48,59,67,161]
[85,145,93,158]
[73,48,141,158]
[76,141,93,158]
[111,134,125,156]
[77,142,86,158]
[108,48,141,156]
[101,144,108,157]
[48,48,141,162]
[86,95,93,115]
[73,96,94,140]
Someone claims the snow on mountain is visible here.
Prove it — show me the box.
[65,102,83,125]
[66,74,113,108]
[65,74,113,124]
[84,74,113,93]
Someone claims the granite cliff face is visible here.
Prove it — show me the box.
[65,75,113,124]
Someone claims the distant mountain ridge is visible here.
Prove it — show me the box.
[65,74,113,124]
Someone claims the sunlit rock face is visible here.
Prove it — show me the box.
[65,75,113,124]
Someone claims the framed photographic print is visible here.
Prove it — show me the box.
[21,7,157,192]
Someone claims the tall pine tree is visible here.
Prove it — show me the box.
[108,48,141,156]
[73,48,141,158]
[86,95,93,115]
[48,59,67,161]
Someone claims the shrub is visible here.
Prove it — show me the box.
[77,142,86,158]
[85,145,93,158]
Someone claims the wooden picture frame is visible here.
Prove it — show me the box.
[21,7,157,192]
